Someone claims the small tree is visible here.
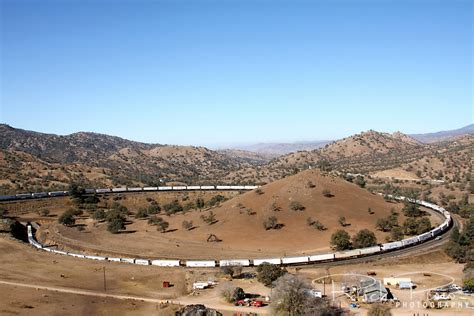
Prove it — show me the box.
[92,209,106,221]
[322,189,333,197]
[107,218,125,234]
[263,216,280,230]
[157,220,169,233]
[256,263,286,286]
[39,209,50,217]
[352,229,377,248]
[330,230,351,250]
[196,198,205,210]
[58,211,75,226]
[338,216,347,227]
[390,227,404,241]
[136,208,148,219]
[182,220,193,231]
[200,211,217,225]
[289,201,305,211]
[355,176,366,188]
[376,217,392,232]
[368,303,392,316]
[416,217,431,234]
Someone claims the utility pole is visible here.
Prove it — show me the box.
[103,266,106,292]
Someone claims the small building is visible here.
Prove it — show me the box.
[361,280,388,303]
[399,281,414,289]
[383,277,412,287]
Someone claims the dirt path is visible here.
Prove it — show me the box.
[0,279,269,314]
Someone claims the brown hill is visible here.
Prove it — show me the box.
[40,169,441,260]
[0,124,254,194]
[264,130,432,175]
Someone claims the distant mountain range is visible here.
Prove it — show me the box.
[224,124,473,156]
[409,124,474,143]
[0,123,472,193]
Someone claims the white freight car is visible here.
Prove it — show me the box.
[151,260,181,267]
[120,258,135,264]
[186,186,201,190]
[107,257,121,262]
[186,260,216,267]
[309,253,335,262]
[359,246,381,255]
[219,259,251,267]
[381,241,403,251]
[86,255,107,261]
[112,188,127,192]
[335,249,360,259]
[127,187,143,192]
[281,256,309,264]
[200,186,215,190]
[158,186,172,191]
[172,186,187,190]
[134,259,150,265]
[143,187,158,191]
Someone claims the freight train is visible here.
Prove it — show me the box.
[25,194,452,268]
[0,185,260,201]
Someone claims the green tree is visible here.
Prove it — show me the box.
[58,211,75,226]
[330,230,351,250]
[256,263,286,287]
[136,208,148,219]
[416,217,431,234]
[355,176,366,188]
[402,190,422,217]
[376,217,392,232]
[196,198,205,210]
[390,227,404,241]
[92,209,106,221]
[403,218,419,235]
[352,229,377,248]
[107,218,125,234]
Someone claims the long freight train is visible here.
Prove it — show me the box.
[25,193,452,268]
[0,185,260,201]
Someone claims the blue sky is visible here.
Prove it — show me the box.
[1,0,472,147]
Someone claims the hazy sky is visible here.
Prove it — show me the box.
[1,0,472,147]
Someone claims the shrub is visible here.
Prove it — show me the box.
[289,201,305,211]
[338,216,347,227]
[255,188,264,195]
[330,230,351,250]
[39,209,50,217]
[157,220,169,233]
[368,303,392,316]
[163,200,183,215]
[322,189,333,197]
[92,209,106,221]
[200,211,217,225]
[263,216,280,230]
[182,220,193,231]
[136,208,148,218]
